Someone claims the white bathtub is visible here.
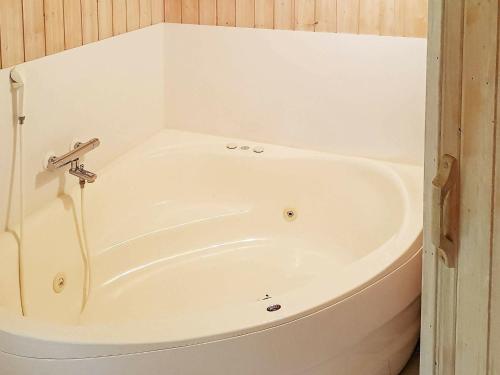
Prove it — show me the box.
[0,130,422,375]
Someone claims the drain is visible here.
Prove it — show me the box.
[283,208,297,221]
[267,304,282,312]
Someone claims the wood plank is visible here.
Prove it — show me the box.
[113,0,128,34]
[379,0,395,35]
[166,0,182,22]
[140,0,153,27]
[255,0,273,29]
[420,0,443,373]
[217,0,236,26]
[274,0,294,30]
[0,0,25,68]
[182,0,199,24]
[236,0,255,27]
[315,0,336,32]
[152,0,165,23]
[294,0,314,31]
[403,0,428,38]
[434,2,463,375]
[337,0,359,34]
[82,0,99,44]
[489,55,500,374]
[63,0,83,49]
[98,0,113,39]
[127,0,140,30]
[22,0,46,62]
[455,0,498,374]
[199,0,216,24]
[359,0,380,35]
[44,0,65,55]
[393,0,405,36]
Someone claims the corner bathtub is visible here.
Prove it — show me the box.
[0,130,423,375]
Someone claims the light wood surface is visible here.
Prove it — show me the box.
[0,0,427,68]
[422,0,500,374]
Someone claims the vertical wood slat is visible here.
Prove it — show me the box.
[199,0,216,24]
[217,0,236,26]
[152,0,165,23]
[255,0,273,29]
[379,0,395,35]
[337,0,359,34]
[455,0,498,374]
[403,0,428,37]
[274,0,293,30]
[22,0,45,62]
[98,0,113,39]
[236,0,255,27]
[182,0,199,24]
[127,0,140,30]
[63,0,83,49]
[294,0,314,31]
[140,0,153,27]
[82,0,99,44]
[359,0,380,35]
[315,0,336,32]
[166,0,182,22]
[0,0,25,68]
[420,0,443,373]
[113,0,128,34]
[44,0,65,55]
[434,1,464,375]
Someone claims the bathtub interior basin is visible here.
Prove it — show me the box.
[0,129,422,359]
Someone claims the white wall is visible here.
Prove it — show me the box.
[0,25,165,229]
[164,24,427,164]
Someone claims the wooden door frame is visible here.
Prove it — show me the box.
[422,1,500,374]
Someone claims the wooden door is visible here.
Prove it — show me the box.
[422,1,500,374]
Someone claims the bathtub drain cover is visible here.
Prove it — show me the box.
[267,304,282,312]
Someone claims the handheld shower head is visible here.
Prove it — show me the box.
[10,68,25,124]
[10,68,24,89]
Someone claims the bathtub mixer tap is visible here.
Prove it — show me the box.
[47,138,100,185]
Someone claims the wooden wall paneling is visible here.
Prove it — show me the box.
[433,1,464,374]
[113,0,128,34]
[98,0,114,39]
[199,0,216,24]
[63,0,83,49]
[140,0,153,27]
[236,0,255,27]
[182,0,199,24]
[217,0,236,26]
[379,0,395,36]
[420,0,443,373]
[359,0,380,35]
[255,0,273,29]
[315,0,336,32]
[44,0,65,55]
[337,0,359,34]
[274,0,293,30]
[166,0,182,22]
[455,0,498,374]
[294,0,314,31]
[126,0,141,30]
[403,0,427,38]
[152,0,165,23]
[82,0,99,44]
[22,0,45,62]
[0,0,25,68]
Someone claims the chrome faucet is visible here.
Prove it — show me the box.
[47,138,100,184]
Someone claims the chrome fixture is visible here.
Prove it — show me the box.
[10,68,25,125]
[47,138,100,184]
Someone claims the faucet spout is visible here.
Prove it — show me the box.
[69,163,97,184]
